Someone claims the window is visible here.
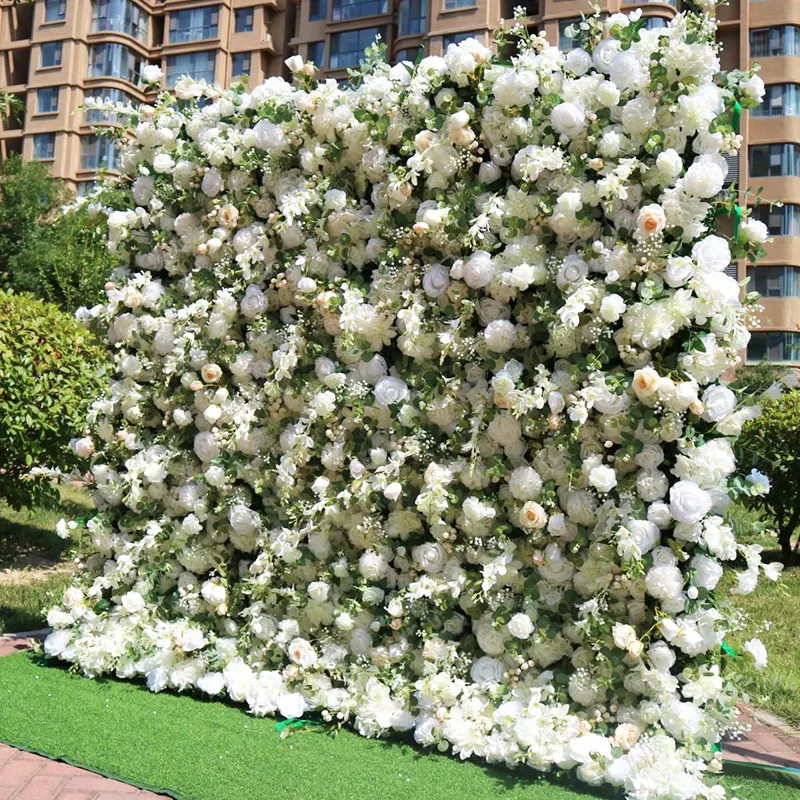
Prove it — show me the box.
[169,6,219,42]
[41,41,63,68]
[37,87,59,114]
[88,43,143,83]
[750,26,800,59]
[398,0,426,37]
[394,46,422,64]
[329,27,383,69]
[235,8,254,33]
[443,31,476,49]
[331,0,387,21]
[84,88,134,124]
[231,52,251,78]
[166,50,216,87]
[750,144,800,178]
[444,0,473,8]
[751,84,800,117]
[642,17,668,31]
[747,266,800,298]
[77,180,99,197]
[307,40,325,67]
[747,332,800,363]
[559,18,579,50]
[80,135,119,171]
[752,204,800,237]
[44,0,66,22]
[310,0,327,21]
[92,0,148,43]
[33,133,55,160]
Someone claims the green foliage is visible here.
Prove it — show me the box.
[9,204,115,310]
[0,155,67,287]
[730,362,785,401]
[737,389,800,564]
[0,291,106,509]
[0,155,115,311]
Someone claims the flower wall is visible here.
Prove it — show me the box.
[49,7,780,798]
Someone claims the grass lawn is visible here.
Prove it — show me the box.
[0,652,795,800]
[723,505,800,727]
[0,484,92,633]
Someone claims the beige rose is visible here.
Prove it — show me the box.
[636,204,666,236]
[218,204,239,229]
[519,501,548,530]
[201,363,222,383]
[613,723,642,751]
[632,367,660,399]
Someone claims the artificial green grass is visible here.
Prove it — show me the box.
[0,654,795,800]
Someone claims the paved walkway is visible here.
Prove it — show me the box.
[0,634,798,800]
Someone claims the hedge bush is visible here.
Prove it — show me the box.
[0,291,106,509]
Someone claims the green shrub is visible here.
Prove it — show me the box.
[738,389,800,565]
[0,291,106,509]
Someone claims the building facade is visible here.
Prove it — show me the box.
[0,0,798,364]
[0,0,294,194]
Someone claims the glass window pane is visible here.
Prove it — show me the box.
[398,0,426,37]
[33,133,55,160]
[232,52,251,77]
[235,8,254,33]
[170,6,219,42]
[45,0,66,22]
[41,41,63,67]
[329,27,382,69]
[166,50,217,87]
[310,0,327,20]
[331,0,388,21]
[37,87,58,113]
[307,40,325,67]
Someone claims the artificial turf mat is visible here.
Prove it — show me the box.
[0,653,795,800]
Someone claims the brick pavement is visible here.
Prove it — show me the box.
[0,634,799,800]
[0,634,168,800]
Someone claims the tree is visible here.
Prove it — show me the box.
[0,155,67,288]
[0,155,115,311]
[9,204,115,311]
[738,389,800,564]
[0,291,106,509]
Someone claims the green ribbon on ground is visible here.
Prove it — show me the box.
[732,99,742,133]
[721,640,737,659]
[275,718,323,733]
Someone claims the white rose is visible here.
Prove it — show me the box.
[656,149,683,181]
[691,554,723,590]
[701,385,735,422]
[637,204,666,236]
[550,102,586,138]
[692,234,730,272]
[121,591,146,614]
[507,613,534,639]
[72,436,95,459]
[412,542,447,573]
[358,550,387,580]
[422,264,450,298]
[201,581,227,606]
[508,466,542,501]
[588,464,617,493]
[683,156,726,199]
[743,638,768,670]
[194,431,220,462]
[374,376,409,406]
[141,64,162,84]
[201,168,223,197]
[229,504,259,534]
[670,481,712,524]
[645,564,684,602]
[738,218,769,245]
[484,319,516,352]
[599,294,626,323]
[240,285,268,318]
[460,250,494,289]
[285,54,305,73]
[470,656,504,685]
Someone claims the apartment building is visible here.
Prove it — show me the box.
[0,0,797,364]
[0,0,294,193]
